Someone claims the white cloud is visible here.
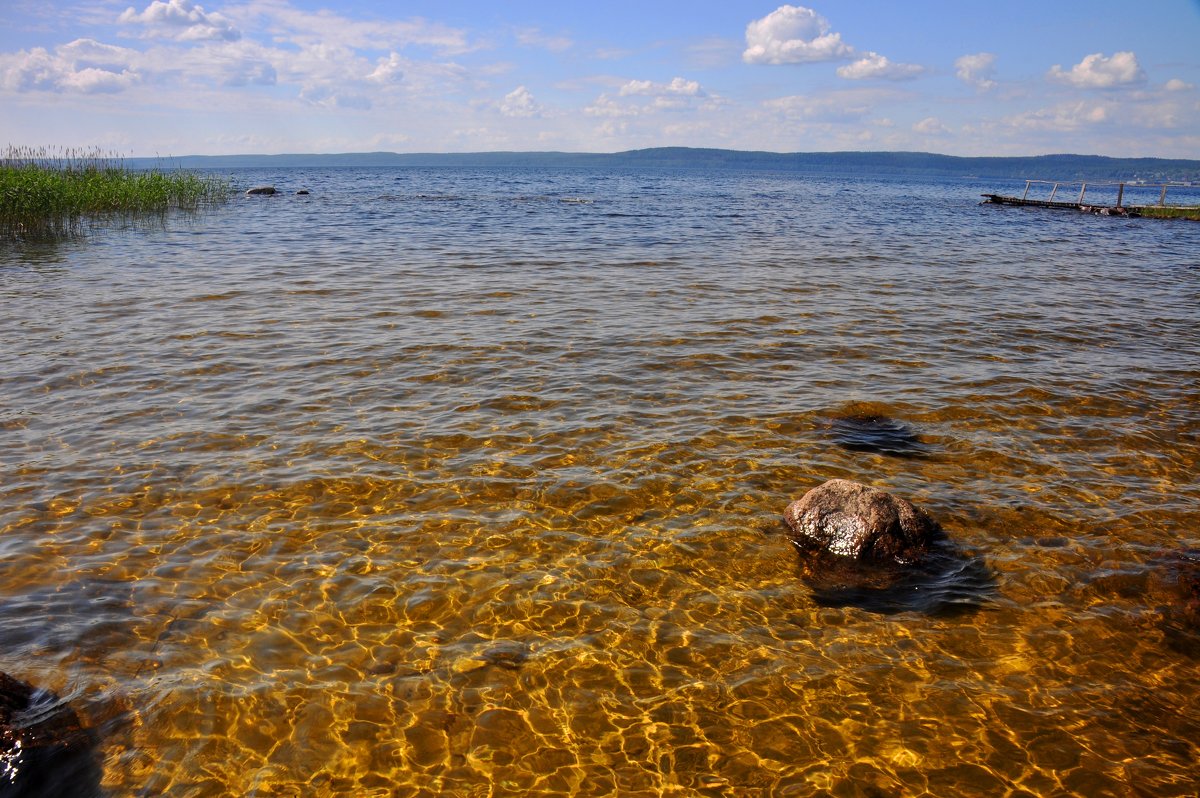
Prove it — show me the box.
[119,0,240,42]
[367,52,405,84]
[763,92,873,121]
[499,85,539,117]
[584,94,640,118]
[619,77,703,97]
[913,117,948,134]
[743,5,853,65]
[1,39,140,93]
[1048,51,1144,88]
[955,52,997,90]
[1164,78,1193,92]
[139,37,279,88]
[592,76,720,117]
[837,52,923,81]
[59,38,141,68]
[1007,100,1111,131]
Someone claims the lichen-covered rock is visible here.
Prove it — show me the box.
[1,672,101,798]
[245,185,276,196]
[784,479,941,566]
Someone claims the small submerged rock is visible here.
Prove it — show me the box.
[245,185,276,196]
[1156,549,1200,655]
[826,411,926,457]
[449,641,531,675]
[1,672,101,797]
[295,189,310,195]
[479,640,531,670]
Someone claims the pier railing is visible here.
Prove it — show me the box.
[1019,179,1188,208]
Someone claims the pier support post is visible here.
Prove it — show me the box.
[1116,183,1124,208]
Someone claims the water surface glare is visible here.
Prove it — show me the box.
[2,168,1199,797]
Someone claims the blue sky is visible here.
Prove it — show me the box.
[2,0,1198,156]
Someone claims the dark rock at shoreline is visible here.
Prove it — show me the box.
[826,412,926,457]
[245,185,276,196]
[784,479,941,566]
[1,672,102,797]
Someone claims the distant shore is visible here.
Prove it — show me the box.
[129,147,1200,183]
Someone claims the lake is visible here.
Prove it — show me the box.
[2,167,1198,796]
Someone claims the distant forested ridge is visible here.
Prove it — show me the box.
[131,147,1200,182]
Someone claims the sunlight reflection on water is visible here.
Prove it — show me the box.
[2,167,1199,796]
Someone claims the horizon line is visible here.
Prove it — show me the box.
[124,147,1198,162]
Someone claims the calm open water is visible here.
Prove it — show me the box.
[2,167,1199,797]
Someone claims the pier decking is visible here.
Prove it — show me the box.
[983,179,1200,220]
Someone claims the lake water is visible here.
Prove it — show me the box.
[2,167,1199,797]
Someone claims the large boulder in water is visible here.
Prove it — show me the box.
[1,671,101,797]
[783,480,992,614]
[783,479,940,566]
[245,185,276,196]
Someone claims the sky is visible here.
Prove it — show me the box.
[2,0,1198,157]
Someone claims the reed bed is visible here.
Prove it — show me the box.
[1,145,231,240]
[1136,204,1200,221]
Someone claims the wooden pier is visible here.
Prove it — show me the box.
[982,179,1200,220]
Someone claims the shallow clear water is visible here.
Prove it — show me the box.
[2,167,1199,796]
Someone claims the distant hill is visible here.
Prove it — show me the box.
[130,147,1200,182]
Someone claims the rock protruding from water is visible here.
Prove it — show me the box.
[783,480,993,614]
[245,185,276,196]
[295,189,310,195]
[1,671,101,797]
[784,479,940,566]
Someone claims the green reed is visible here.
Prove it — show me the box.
[1136,204,1200,221]
[1,145,231,240]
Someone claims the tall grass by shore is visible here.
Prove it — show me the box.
[1,145,231,240]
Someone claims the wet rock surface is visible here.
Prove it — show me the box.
[784,479,941,566]
[0,672,101,798]
[245,185,276,196]
[784,479,993,614]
